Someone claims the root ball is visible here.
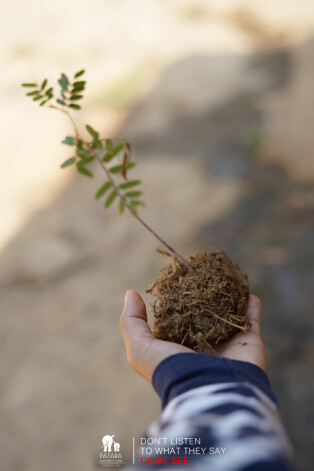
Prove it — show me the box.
[147,250,250,354]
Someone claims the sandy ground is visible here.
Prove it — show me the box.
[1,1,314,470]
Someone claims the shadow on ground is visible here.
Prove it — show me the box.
[1,40,314,471]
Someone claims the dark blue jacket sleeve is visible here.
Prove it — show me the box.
[152,352,277,409]
[128,353,296,471]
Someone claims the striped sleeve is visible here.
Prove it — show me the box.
[130,353,296,470]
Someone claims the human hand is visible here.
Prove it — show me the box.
[120,290,267,383]
[215,294,268,373]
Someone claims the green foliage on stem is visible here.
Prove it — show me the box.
[62,136,75,146]
[60,157,76,168]
[95,181,112,199]
[21,68,146,215]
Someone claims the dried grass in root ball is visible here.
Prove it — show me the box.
[147,249,250,354]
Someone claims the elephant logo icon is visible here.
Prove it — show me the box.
[114,442,120,452]
[102,434,121,453]
[99,434,123,467]
[102,434,115,452]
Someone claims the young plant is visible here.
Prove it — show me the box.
[22,70,191,272]
[22,69,250,354]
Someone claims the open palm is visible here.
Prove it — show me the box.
[120,291,267,383]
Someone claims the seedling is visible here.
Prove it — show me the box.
[22,69,250,354]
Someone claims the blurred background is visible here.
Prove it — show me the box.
[1,0,314,469]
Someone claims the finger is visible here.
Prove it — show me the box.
[120,290,154,351]
[247,294,262,335]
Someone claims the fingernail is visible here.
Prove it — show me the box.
[124,290,130,310]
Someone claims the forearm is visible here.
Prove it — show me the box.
[131,353,295,470]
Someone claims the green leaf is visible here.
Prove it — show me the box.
[105,190,117,208]
[103,142,125,162]
[56,99,66,106]
[110,162,135,174]
[94,139,103,150]
[72,81,86,93]
[74,69,85,78]
[41,78,47,90]
[129,200,146,210]
[70,95,83,101]
[119,200,125,214]
[71,85,84,93]
[40,99,49,106]
[33,95,43,101]
[71,89,83,94]
[73,80,86,88]
[45,87,53,98]
[131,200,145,206]
[26,90,40,96]
[62,136,75,146]
[119,179,141,189]
[86,124,99,139]
[95,181,111,199]
[58,73,69,92]
[22,83,37,87]
[76,156,95,166]
[60,157,76,168]
[76,147,90,158]
[125,191,142,198]
[77,166,93,178]
[69,103,81,110]
[105,139,113,153]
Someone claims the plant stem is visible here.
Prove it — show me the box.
[93,148,192,271]
[58,108,193,272]
[49,105,79,138]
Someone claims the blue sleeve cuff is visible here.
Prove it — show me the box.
[152,353,277,409]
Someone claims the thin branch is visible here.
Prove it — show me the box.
[49,105,79,138]
[92,148,193,272]
[55,107,194,272]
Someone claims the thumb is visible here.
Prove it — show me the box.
[120,290,194,382]
[247,294,262,336]
[120,290,154,353]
